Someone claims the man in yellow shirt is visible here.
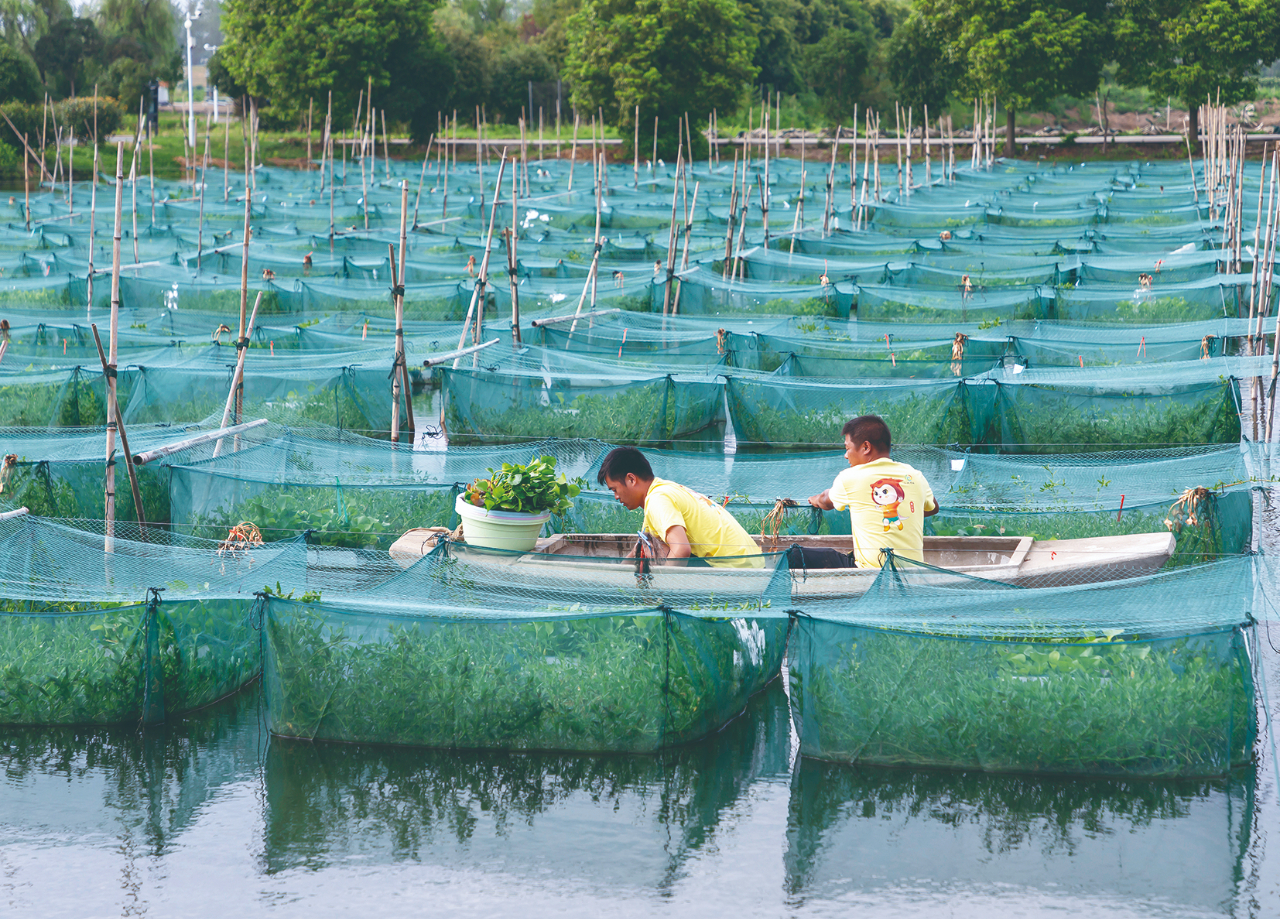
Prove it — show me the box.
[597,447,763,568]
[808,415,940,568]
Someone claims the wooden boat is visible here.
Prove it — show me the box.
[390,530,1178,597]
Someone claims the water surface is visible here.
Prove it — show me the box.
[2,672,1277,917]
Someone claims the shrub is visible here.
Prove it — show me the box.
[54,96,123,142]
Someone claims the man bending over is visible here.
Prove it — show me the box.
[598,446,763,568]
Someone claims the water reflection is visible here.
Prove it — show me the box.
[0,678,1270,918]
[785,759,1255,915]
[0,690,262,855]
[262,680,793,891]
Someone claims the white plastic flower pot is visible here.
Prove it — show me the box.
[454,494,551,552]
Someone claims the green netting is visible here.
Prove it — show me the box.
[442,364,725,445]
[788,555,1258,776]
[262,540,790,752]
[725,376,988,448]
[854,283,1050,323]
[664,268,854,318]
[991,366,1241,451]
[0,595,259,725]
[1055,276,1241,323]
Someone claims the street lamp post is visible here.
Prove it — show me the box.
[185,5,203,148]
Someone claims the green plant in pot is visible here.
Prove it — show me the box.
[456,456,584,551]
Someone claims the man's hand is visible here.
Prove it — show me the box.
[664,525,692,566]
[808,489,835,511]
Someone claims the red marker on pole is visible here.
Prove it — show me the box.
[1117,494,1125,522]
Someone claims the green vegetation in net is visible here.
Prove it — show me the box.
[265,598,787,752]
[446,378,691,446]
[0,598,258,725]
[1002,383,1241,451]
[790,620,1254,776]
[189,485,459,548]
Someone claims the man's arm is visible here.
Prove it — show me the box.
[664,525,692,566]
[808,489,835,511]
[925,503,940,518]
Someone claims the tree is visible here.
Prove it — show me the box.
[1113,0,1279,148]
[95,0,182,88]
[489,42,556,123]
[912,0,1110,155]
[0,41,41,102]
[564,0,758,157]
[740,0,803,95]
[0,0,52,60]
[887,10,962,113]
[33,16,101,97]
[219,0,452,138]
[801,26,872,119]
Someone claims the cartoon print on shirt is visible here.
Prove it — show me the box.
[870,478,906,532]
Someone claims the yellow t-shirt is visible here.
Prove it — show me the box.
[642,478,764,569]
[829,458,937,568]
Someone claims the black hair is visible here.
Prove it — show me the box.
[597,446,654,485]
[841,415,891,453]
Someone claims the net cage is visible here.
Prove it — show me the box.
[261,538,792,752]
[0,152,1277,769]
[787,553,1260,776]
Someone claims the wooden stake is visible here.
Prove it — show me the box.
[413,135,433,227]
[454,152,508,364]
[103,143,124,552]
[90,323,145,531]
[390,181,410,443]
[508,162,521,347]
[213,292,264,459]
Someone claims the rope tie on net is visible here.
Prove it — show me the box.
[715,328,728,354]
[761,497,798,551]
[951,332,968,376]
[1165,486,1214,533]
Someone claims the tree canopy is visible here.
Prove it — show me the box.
[1113,0,1280,142]
[218,0,453,138]
[564,0,758,155]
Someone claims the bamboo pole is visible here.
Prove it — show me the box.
[590,152,603,310]
[129,135,139,263]
[0,111,53,183]
[103,143,124,552]
[569,111,579,191]
[212,292,264,459]
[671,180,699,314]
[382,109,391,179]
[508,160,521,347]
[413,135,433,227]
[148,115,155,225]
[133,420,269,466]
[1255,150,1280,435]
[85,144,97,314]
[823,125,838,236]
[196,128,210,271]
[454,152,508,366]
[22,134,28,230]
[662,147,683,314]
[390,180,411,444]
[236,155,252,425]
[570,154,606,333]
[90,323,145,531]
[757,110,768,248]
[723,149,739,279]
[476,105,484,214]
